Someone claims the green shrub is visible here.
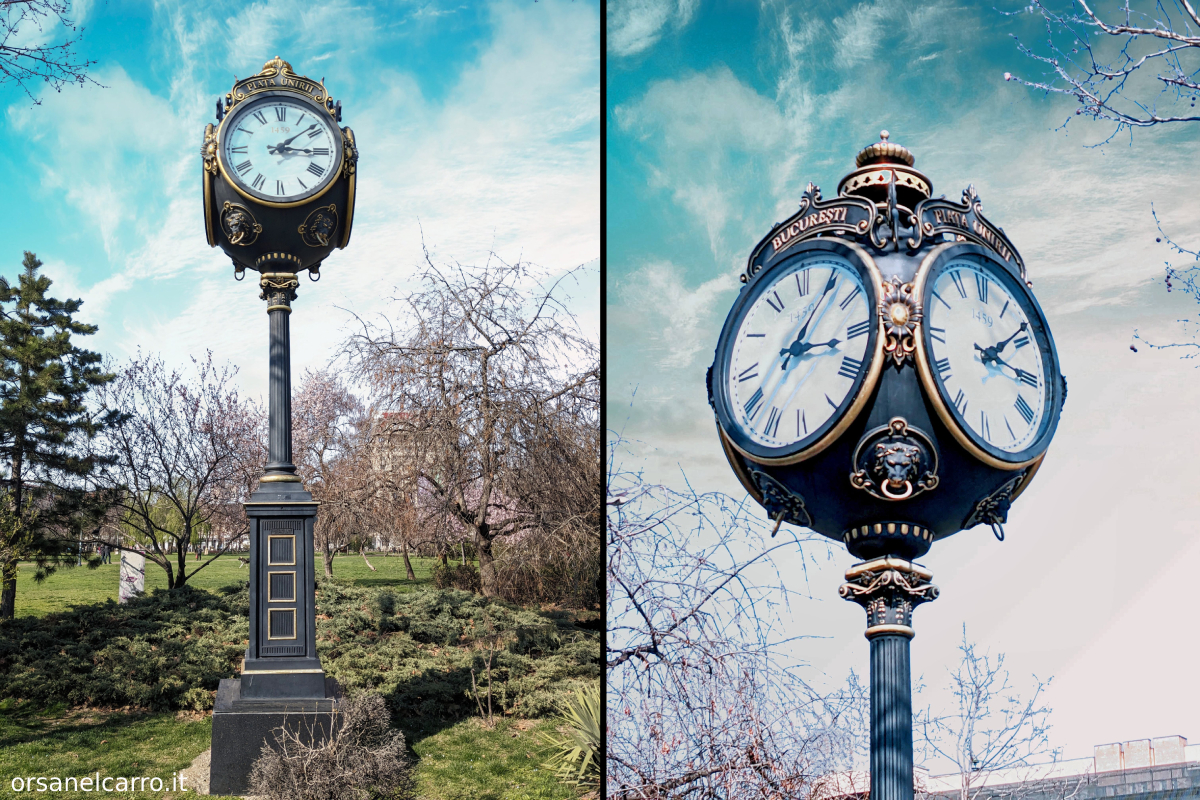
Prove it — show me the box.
[0,583,248,711]
[0,580,600,723]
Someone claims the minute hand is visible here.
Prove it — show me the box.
[781,271,838,370]
[993,321,1028,353]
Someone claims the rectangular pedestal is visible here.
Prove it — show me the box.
[209,677,341,796]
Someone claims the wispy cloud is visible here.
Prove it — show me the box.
[607,0,697,58]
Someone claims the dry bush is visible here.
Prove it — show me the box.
[248,694,414,800]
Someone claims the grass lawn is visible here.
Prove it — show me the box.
[2,557,592,798]
[0,700,214,799]
[12,553,456,618]
[0,702,577,800]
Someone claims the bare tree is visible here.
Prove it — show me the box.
[1006,1,1200,142]
[90,352,263,588]
[344,248,599,598]
[915,627,1058,800]
[1,0,98,103]
[291,369,371,577]
[607,438,867,799]
[1007,1,1200,355]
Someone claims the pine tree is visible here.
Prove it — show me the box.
[0,251,116,619]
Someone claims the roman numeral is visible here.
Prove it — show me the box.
[975,274,989,304]
[980,410,991,442]
[826,393,838,409]
[297,177,308,190]
[307,126,322,139]
[1016,368,1039,387]
[950,271,967,298]
[745,333,765,338]
[276,180,285,195]
[798,409,806,436]
[953,389,967,414]
[765,407,781,438]
[237,127,253,135]
[838,355,863,379]
[252,110,268,125]
[847,319,871,339]
[999,300,1009,319]
[1005,417,1016,440]
[306,162,325,177]
[251,173,265,190]
[932,289,951,310]
[737,363,759,382]
[1015,395,1035,424]
[276,106,286,121]
[765,291,785,313]
[296,113,307,127]
[235,160,252,175]
[312,147,330,155]
[929,326,946,344]
[839,286,862,310]
[935,357,952,379]
[231,145,248,154]
[796,269,810,296]
[744,388,764,419]
[1014,335,1030,349]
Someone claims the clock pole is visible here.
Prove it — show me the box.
[709,131,1064,800]
[200,56,358,796]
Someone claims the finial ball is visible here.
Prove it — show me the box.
[880,130,890,141]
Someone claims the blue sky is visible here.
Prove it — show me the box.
[608,0,1200,769]
[0,0,599,393]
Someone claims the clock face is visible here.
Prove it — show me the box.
[922,255,1057,461]
[221,95,340,203]
[718,250,877,459]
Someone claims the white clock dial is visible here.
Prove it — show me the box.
[222,97,339,203]
[726,256,873,449]
[925,261,1047,453]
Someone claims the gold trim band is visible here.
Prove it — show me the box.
[259,474,302,482]
[241,669,324,674]
[266,305,292,313]
[864,623,915,639]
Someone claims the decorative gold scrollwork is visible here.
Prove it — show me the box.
[298,204,338,247]
[220,201,263,246]
[839,557,939,636]
[259,272,300,309]
[878,277,922,366]
[201,124,219,176]
[341,127,358,180]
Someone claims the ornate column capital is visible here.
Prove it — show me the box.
[260,272,299,312]
[839,556,938,639]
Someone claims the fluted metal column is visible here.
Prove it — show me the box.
[841,557,938,800]
[260,273,300,482]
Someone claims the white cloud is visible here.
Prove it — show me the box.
[607,0,697,58]
[6,0,598,400]
[615,261,736,369]
[615,65,792,258]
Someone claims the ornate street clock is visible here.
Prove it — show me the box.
[201,56,358,796]
[707,131,1067,800]
[201,55,357,275]
[709,135,1065,557]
